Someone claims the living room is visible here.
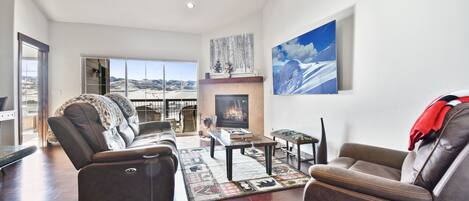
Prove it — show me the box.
[1,0,468,201]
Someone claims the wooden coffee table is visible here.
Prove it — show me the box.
[208,129,277,181]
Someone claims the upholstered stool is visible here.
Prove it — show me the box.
[271,129,319,170]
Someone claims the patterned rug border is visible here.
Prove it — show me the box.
[178,146,311,201]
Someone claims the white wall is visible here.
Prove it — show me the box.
[12,0,50,145]
[200,13,264,79]
[0,0,16,145]
[262,0,469,158]
[0,0,49,145]
[14,0,49,43]
[48,22,201,113]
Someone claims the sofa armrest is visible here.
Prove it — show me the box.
[339,143,408,169]
[139,121,172,133]
[309,165,432,201]
[79,155,177,201]
[92,145,173,163]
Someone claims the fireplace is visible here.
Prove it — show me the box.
[215,95,249,128]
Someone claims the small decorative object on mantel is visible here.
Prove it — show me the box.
[212,60,223,73]
[210,33,254,75]
[224,62,234,78]
[205,72,210,79]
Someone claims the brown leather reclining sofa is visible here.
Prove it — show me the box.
[304,103,469,201]
[48,95,178,201]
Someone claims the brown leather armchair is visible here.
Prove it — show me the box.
[304,103,469,201]
[48,102,178,201]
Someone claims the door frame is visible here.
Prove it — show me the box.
[17,32,49,146]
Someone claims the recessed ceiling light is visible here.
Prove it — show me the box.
[186,1,195,9]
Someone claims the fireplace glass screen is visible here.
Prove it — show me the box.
[215,95,248,128]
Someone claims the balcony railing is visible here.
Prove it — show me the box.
[130,98,197,120]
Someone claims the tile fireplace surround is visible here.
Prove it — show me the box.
[199,76,264,136]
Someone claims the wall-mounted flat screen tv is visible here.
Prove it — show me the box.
[272,20,337,95]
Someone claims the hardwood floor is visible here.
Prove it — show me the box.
[0,136,313,201]
[0,146,77,201]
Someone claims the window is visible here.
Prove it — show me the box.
[82,57,197,124]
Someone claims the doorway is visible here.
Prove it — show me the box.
[18,33,49,146]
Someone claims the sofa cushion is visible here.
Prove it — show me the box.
[139,121,172,135]
[409,103,469,190]
[117,121,136,146]
[401,151,416,183]
[132,131,177,146]
[350,160,401,181]
[57,94,125,130]
[328,157,356,169]
[63,104,108,152]
[128,140,177,153]
[105,93,140,135]
[64,103,126,151]
[127,115,140,135]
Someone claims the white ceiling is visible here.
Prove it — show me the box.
[34,0,267,34]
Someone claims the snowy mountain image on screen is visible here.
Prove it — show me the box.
[272,20,338,95]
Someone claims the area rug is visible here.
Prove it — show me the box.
[179,146,310,201]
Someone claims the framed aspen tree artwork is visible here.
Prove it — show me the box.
[210,33,254,75]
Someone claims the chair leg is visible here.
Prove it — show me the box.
[297,144,301,170]
[286,141,290,158]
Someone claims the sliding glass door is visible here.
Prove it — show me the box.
[164,62,198,132]
[126,60,165,122]
[82,57,197,132]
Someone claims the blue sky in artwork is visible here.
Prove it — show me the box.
[273,20,336,64]
[110,59,197,81]
[297,21,335,52]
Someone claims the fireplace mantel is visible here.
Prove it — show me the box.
[199,76,263,85]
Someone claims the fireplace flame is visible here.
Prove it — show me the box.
[224,102,246,121]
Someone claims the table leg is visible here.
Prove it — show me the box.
[312,143,317,164]
[272,137,276,156]
[264,146,269,173]
[297,144,301,170]
[226,148,233,181]
[241,148,245,155]
[267,146,273,175]
[210,136,215,158]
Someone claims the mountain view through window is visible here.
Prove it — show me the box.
[109,59,197,100]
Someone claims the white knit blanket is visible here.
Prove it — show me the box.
[55,94,124,129]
